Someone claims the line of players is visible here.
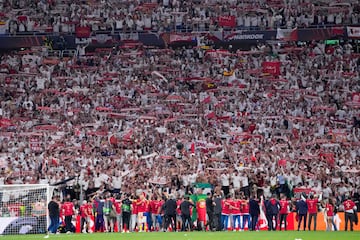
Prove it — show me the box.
[72,191,357,233]
[75,192,275,233]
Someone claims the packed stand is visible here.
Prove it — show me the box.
[0,35,360,214]
[0,2,360,234]
[0,0,360,34]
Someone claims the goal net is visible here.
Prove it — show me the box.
[0,184,51,235]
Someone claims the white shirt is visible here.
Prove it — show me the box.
[232,174,241,189]
[221,174,230,186]
[112,176,122,189]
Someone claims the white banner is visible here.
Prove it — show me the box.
[347,26,360,38]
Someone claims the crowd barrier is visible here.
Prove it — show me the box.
[0,25,360,50]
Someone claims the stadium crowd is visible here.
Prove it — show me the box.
[0,0,360,34]
[0,0,359,235]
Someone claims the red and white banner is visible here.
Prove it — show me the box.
[347,27,360,38]
[91,34,113,44]
[262,61,281,76]
[30,137,42,152]
[75,26,91,38]
[169,33,195,44]
[218,16,236,28]
[276,28,298,41]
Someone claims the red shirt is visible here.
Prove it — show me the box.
[114,201,121,214]
[136,199,148,213]
[343,199,355,212]
[150,200,163,214]
[306,199,318,214]
[326,203,334,217]
[86,203,93,216]
[231,200,241,215]
[132,201,138,214]
[222,199,232,215]
[176,200,182,215]
[279,199,289,214]
[79,204,88,218]
[241,200,249,214]
[196,199,206,221]
[61,202,74,216]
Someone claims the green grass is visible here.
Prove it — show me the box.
[0,231,359,240]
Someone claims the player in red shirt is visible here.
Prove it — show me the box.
[221,195,232,231]
[136,193,149,232]
[279,194,289,231]
[176,197,183,231]
[150,195,163,231]
[196,198,207,230]
[343,196,356,231]
[131,196,138,232]
[240,196,250,231]
[113,197,122,232]
[61,197,75,233]
[231,197,241,231]
[306,193,320,231]
[325,199,337,231]
[79,200,90,233]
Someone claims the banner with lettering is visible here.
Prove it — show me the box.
[262,61,281,76]
[218,16,236,28]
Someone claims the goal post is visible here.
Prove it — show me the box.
[0,184,52,235]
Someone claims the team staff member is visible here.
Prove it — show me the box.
[205,193,215,231]
[180,196,194,231]
[121,194,132,233]
[249,195,260,231]
[47,196,60,235]
[296,195,308,231]
[161,194,177,232]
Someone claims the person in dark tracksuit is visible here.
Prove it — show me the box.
[161,195,177,232]
[213,194,222,231]
[296,196,308,231]
[180,196,194,231]
[249,195,260,231]
[269,196,280,231]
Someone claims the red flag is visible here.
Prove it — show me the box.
[190,142,195,154]
[278,159,287,166]
[262,61,281,76]
[201,96,211,104]
[51,158,59,166]
[205,112,216,119]
[75,26,91,38]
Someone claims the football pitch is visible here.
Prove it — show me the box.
[0,231,359,240]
